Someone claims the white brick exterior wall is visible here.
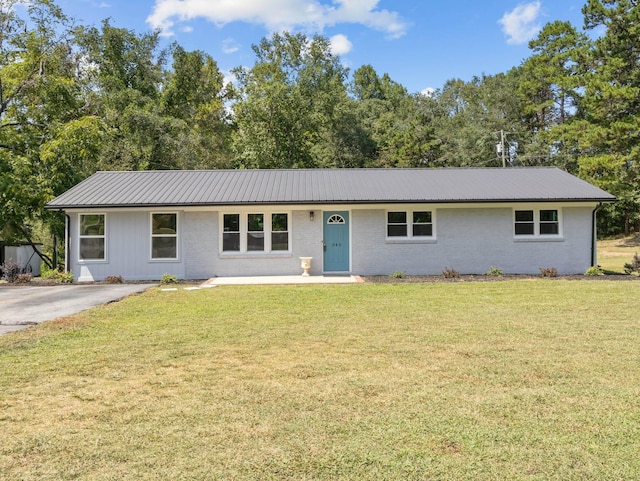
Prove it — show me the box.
[67,204,596,281]
[351,206,594,275]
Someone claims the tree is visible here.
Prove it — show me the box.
[517,21,589,170]
[0,0,79,266]
[161,45,234,168]
[232,32,349,168]
[74,20,168,171]
[576,0,640,235]
[432,73,525,168]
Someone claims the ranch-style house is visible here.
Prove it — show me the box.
[45,167,615,282]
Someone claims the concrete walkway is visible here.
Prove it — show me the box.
[200,275,363,286]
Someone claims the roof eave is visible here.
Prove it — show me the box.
[44,197,616,210]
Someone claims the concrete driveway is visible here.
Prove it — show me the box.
[0,284,155,335]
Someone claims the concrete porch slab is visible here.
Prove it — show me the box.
[200,275,363,286]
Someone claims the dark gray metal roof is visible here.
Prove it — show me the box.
[46,167,615,209]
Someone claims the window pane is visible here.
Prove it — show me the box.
[247,232,264,251]
[540,223,559,235]
[540,210,558,222]
[272,213,288,232]
[152,237,177,258]
[223,232,240,251]
[80,214,104,236]
[413,224,433,236]
[271,232,288,251]
[515,223,535,235]
[152,213,176,235]
[387,212,406,224]
[388,224,407,237]
[515,210,534,222]
[224,214,239,232]
[413,211,432,223]
[248,214,264,232]
[80,238,104,260]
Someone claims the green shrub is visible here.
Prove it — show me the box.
[623,252,640,275]
[485,266,503,276]
[161,273,178,284]
[58,271,74,283]
[41,267,73,283]
[584,265,603,276]
[390,271,406,279]
[442,267,460,278]
[540,267,558,277]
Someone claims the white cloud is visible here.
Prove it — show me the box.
[420,87,435,97]
[222,69,237,88]
[329,34,352,55]
[180,25,193,33]
[499,1,542,45]
[222,38,240,54]
[146,0,408,39]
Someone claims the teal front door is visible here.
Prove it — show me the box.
[323,211,350,272]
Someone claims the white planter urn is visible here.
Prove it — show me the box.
[299,257,313,277]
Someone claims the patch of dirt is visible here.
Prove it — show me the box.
[622,233,640,246]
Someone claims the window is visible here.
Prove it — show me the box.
[327,214,345,224]
[79,214,106,261]
[540,210,559,235]
[387,212,407,237]
[247,214,264,251]
[151,213,178,259]
[412,211,433,237]
[514,209,560,237]
[223,214,240,252]
[514,210,535,235]
[387,210,434,239]
[221,212,290,254]
[271,213,289,251]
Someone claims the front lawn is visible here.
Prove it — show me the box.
[1,281,639,480]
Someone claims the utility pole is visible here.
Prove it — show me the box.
[495,130,507,167]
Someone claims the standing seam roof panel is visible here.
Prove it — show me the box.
[45,168,616,208]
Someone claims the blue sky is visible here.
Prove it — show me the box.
[58,0,586,94]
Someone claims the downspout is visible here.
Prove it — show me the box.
[64,213,70,273]
[591,203,602,267]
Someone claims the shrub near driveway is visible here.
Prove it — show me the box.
[0,281,639,480]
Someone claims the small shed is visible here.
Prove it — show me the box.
[1,243,43,276]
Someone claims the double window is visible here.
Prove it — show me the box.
[151,213,178,260]
[222,212,290,253]
[514,209,559,237]
[387,211,434,239]
[79,214,106,261]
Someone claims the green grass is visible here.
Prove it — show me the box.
[1,281,639,480]
[598,236,640,273]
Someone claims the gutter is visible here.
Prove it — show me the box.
[44,197,617,210]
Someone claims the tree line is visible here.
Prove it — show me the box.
[0,0,638,264]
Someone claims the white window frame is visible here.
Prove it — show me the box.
[247,213,265,252]
[222,213,241,253]
[150,212,179,261]
[220,211,292,255]
[270,213,290,252]
[78,213,107,262]
[386,209,436,242]
[513,208,562,239]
